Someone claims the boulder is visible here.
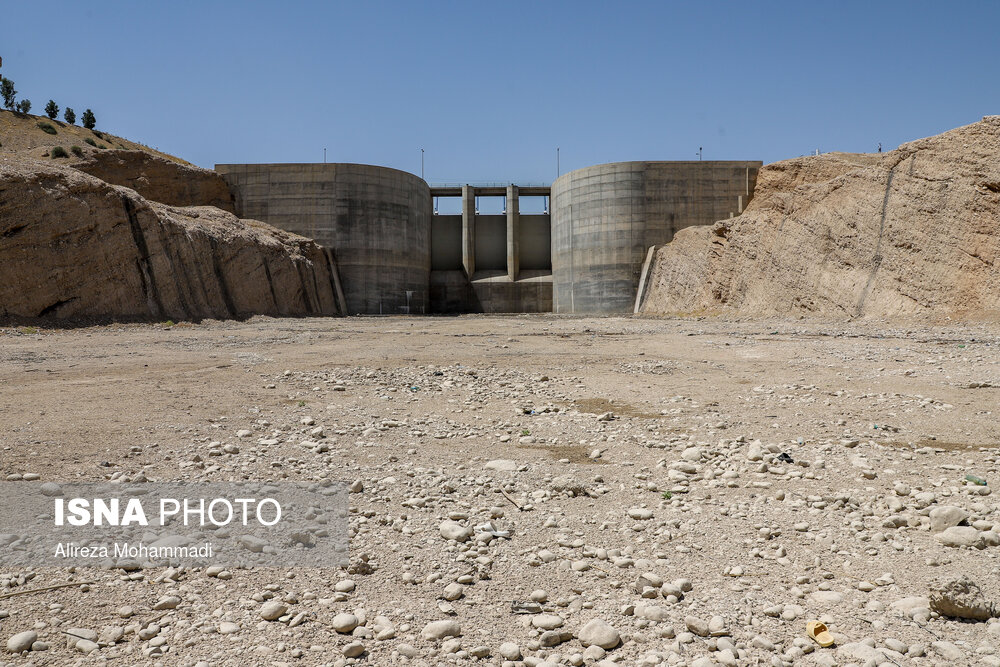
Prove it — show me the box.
[929,577,997,621]
[930,506,969,533]
[936,526,985,549]
[578,619,620,649]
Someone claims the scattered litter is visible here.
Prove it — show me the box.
[806,620,835,647]
[965,474,988,486]
[511,601,543,614]
[777,452,794,464]
[475,521,511,539]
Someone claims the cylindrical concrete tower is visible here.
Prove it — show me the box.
[550,161,758,314]
[216,163,431,315]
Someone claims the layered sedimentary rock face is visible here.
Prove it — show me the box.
[641,116,1000,320]
[70,150,236,214]
[0,157,342,321]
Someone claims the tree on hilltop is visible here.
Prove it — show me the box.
[45,100,59,119]
[64,107,76,124]
[0,78,16,110]
[15,99,31,114]
[81,108,96,130]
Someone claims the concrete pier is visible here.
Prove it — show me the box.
[506,185,519,282]
[462,185,476,279]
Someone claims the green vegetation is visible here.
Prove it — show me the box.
[0,77,16,109]
[50,146,68,158]
[19,326,38,335]
[521,428,531,436]
[297,400,306,407]
[93,130,104,139]
[82,109,96,130]
[36,121,57,135]
[661,491,673,500]
[45,100,59,119]
[71,145,84,157]
[15,99,31,114]
[63,107,75,124]
[84,137,96,146]
[98,144,107,150]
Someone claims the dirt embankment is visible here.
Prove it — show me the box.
[0,110,342,322]
[0,157,341,322]
[0,109,186,163]
[641,116,1000,320]
[70,150,236,213]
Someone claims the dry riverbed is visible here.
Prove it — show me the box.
[2,314,1000,666]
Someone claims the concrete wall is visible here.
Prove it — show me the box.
[432,215,463,270]
[430,270,552,314]
[550,161,761,314]
[519,215,552,270]
[216,163,431,315]
[474,215,507,271]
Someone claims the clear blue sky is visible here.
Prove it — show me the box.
[3,1,997,183]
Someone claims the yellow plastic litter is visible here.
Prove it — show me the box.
[806,620,835,648]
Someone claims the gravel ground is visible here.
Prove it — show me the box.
[2,314,1000,666]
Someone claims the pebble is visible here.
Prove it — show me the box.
[421,619,461,640]
[39,482,62,497]
[708,615,728,636]
[578,619,620,649]
[332,613,360,633]
[343,641,365,657]
[685,615,709,637]
[499,642,522,660]
[932,640,965,661]
[936,526,985,548]
[6,631,37,654]
[152,595,180,610]
[930,505,968,532]
[76,639,99,654]
[443,582,465,601]
[260,601,287,621]
[439,520,473,542]
[532,614,565,630]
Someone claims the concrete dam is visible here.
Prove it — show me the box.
[215,160,762,315]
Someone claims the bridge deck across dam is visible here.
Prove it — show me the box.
[429,185,550,198]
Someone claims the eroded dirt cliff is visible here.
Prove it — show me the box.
[70,150,236,213]
[0,157,342,322]
[641,117,1000,320]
